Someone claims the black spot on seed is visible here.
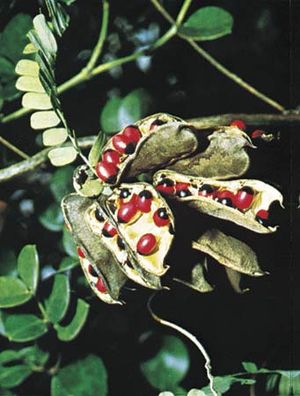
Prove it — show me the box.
[157,208,168,219]
[125,142,137,154]
[88,265,98,278]
[107,175,117,184]
[120,188,130,199]
[117,236,126,249]
[216,197,234,207]
[241,186,254,194]
[176,190,191,198]
[139,190,152,199]
[158,178,174,187]
[76,168,88,186]
[199,184,215,194]
[95,208,104,222]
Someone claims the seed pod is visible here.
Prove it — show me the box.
[174,260,214,293]
[85,199,163,290]
[192,229,266,277]
[168,126,255,179]
[96,113,198,185]
[153,170,283,233]
[104,182,175,277]
[73,165,103,198]
[61,194,127,304]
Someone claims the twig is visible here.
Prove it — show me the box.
[0,136,95,184]
[150,0,286,113]
[0,136,29,159]
[176,0,193,25]
[0,111,299,184]
[85,0,109,73]
[148,292,217,396]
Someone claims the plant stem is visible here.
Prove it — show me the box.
[0,136,30,159]
[148,293,217,396]
[151,0,286,113]
[85,0,109,74]
[0,111,298,184]
[176,0,192,25]
[183,39,285,112]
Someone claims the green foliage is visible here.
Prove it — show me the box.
[39,202,64,232]
[0,14,32,108]
[2,313,48,342]
[88,131,106,167]
[100,88,152,134]
[62,227,78,257]
[45,274,70,324]
[0,277,31,308]
[51,354,108,396]
[50,166,74,202]
[17,245,39,293]
[55,298,89,341]
[179,7,233,41]
[140,335,189,391]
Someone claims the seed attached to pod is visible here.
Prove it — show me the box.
[96,276,107,293]
[156,178,175,195]
[137,233,157,255]
[124,142,137,155]
[102,149,120,165]
[255,209,269,226]
[88,264,98,278]
[77,247,85,258]
[149,119,166,130]
[198,184,217,198]
[215,190,235,207]
[117,236,126,250]
[175,182,191,198]
[119,188,131,199]
[122,125,141,142]
[153,208,169,227]
[136,190,153,213]
[102,221,117,237]
[230,119,246,130]
[112,134,131,154]
[117,201,138,223]
[235,186,254,210]
[95,161,118,183]
[251,129,264,139]
[95,208,105,222]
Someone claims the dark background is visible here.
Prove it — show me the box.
[0,0,299,395]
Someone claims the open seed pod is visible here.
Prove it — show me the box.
[73,165,103,197]
[85,200,163,290]
[95,113,198,185]
[102,182,175,277]
[153,170,283,233]
[168,125,255,179]
[61,194,127,304]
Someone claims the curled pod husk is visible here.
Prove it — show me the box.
[101,182,175,278]
[174,260,214,293]
[193,229,266,277]
[73,165,103,197]
[96,113,198,185]
[168,125,255,179]
[61,194,127,304]
[153,170,283,233]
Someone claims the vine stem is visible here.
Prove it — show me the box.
[0,111,299,184]
[0,136,29,159]
[148,293,218,396]
[150,0,286,113]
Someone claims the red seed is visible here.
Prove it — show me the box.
[96,277,107,293]
[234,187,254,210]
[153,208,169,227]
[102,149,120,165]
[122,126,141,142]
[95,161,118,182]
[102,221,117,237]
[256,209,269,220]
[156,178,175,195]
[112,134,131,154]
[175,182,190,191]
[251,129,264,139]
[198,184,216,198]
[137,233,157,255]
[77,247,85,258]
[117,201,138,223]
[215,190,236,207]
[230,120,246,130]
[136,190,152,213]
[88,264,98,277]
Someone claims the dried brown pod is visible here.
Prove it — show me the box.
[153,170,283,233]
[168,125,255,179]
[192,229,266,277]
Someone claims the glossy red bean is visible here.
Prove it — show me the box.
[95,161,118,182]
[136,190,152,213]
[102,221,117,237]
[112,134,131,154]
[230,120,246,130]
[137,233,157,255]
[77,247,85,258]
[153,208,169,227]
[122,126,141,142]
[234,187,254,210]
[96,277,107,293]
[216,190,236,207]
[102,149,120,165]
[117,201,138,223]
